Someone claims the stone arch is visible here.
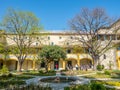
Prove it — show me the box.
[0,59,4,69]
[66,58,78,69]
[22,59,33,70]
[6,59,18,71]
[80,58,92,69]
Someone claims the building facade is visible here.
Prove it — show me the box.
[0,21,120,71]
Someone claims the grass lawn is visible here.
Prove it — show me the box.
[0,70,56,89]
[91,80,120,87]
[22,70,56,76]
[62,70,96,76]
[81,70,120,79]
[0,73,34,89]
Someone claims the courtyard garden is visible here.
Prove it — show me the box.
[0,66,120,90]
[0,8,120,89]
[0,65,56,89]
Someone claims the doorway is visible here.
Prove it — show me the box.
[0,61,3,69]
[67,61,73,70]
[54,61,59,70]
[67,61,72,66]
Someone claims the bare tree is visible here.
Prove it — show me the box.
[1,8,43,71]
[69,8,119,70]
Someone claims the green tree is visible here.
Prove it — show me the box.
[1,8,43,71]
[39,45,66,72]
[0,31,11,66]
[0,43,10,65]
[72,45,85,54]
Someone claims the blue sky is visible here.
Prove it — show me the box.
[0,0,120,31]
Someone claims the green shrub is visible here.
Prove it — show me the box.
[0,80,26,89]
[1,74,7,77]
[64,87,70,90]
[0,65,9,75]
[104,70,111,75]
[47,70,56,73]
[64,82,116,90]
[97,64,104,71]
[106,87,116,90]
[60,69,67,72]
[105,81,120,86]
[64,85,91,90]
[90,83,106,90]
[39,70,44,74]
[8,73,13,77]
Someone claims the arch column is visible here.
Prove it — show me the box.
[77,59,80,66]
[33,60,36,70]
[17,61,20,71]
[63,60,65,69]
[117,51,120,69]
[48,63,51,70]
[77,54,80,66]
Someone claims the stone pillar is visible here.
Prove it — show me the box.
[17,61,20,71]
[48,63,51,70]
[113,48,118,70]
[77,59,80,66]
[77,54,80,66]
[116,51,120,70]
[63,60,65,69]
[33,60,36,70]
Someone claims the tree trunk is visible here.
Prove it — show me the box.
[45,64,48,72]
[92,55,99,71]
[19,61,23,72]
[93,61,97,70]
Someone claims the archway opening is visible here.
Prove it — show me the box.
[0,60,3,69]
[80,58,92,70]
[6,60,18,71]
[66,58,77,70]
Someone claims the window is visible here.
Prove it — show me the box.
[99,35,104,41]
[117,35,120,40]
[104,35,106,40]
[59,36,62,39]
[23,36,27,39]
[66,42,69,45]
[117,47,120,50]
[106,35,110,40]
[41,62,45,68]
[13,37,16,40]
[111,35,116,40]
[36,37,39,39]
[70,36,73,39]
[97,35,100,40]
[48,37,50,40]
[36,42,38,46]
[67,49,71,54]
[103,54,106,59]
[51,42,54,45]
[88,48,91,53]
